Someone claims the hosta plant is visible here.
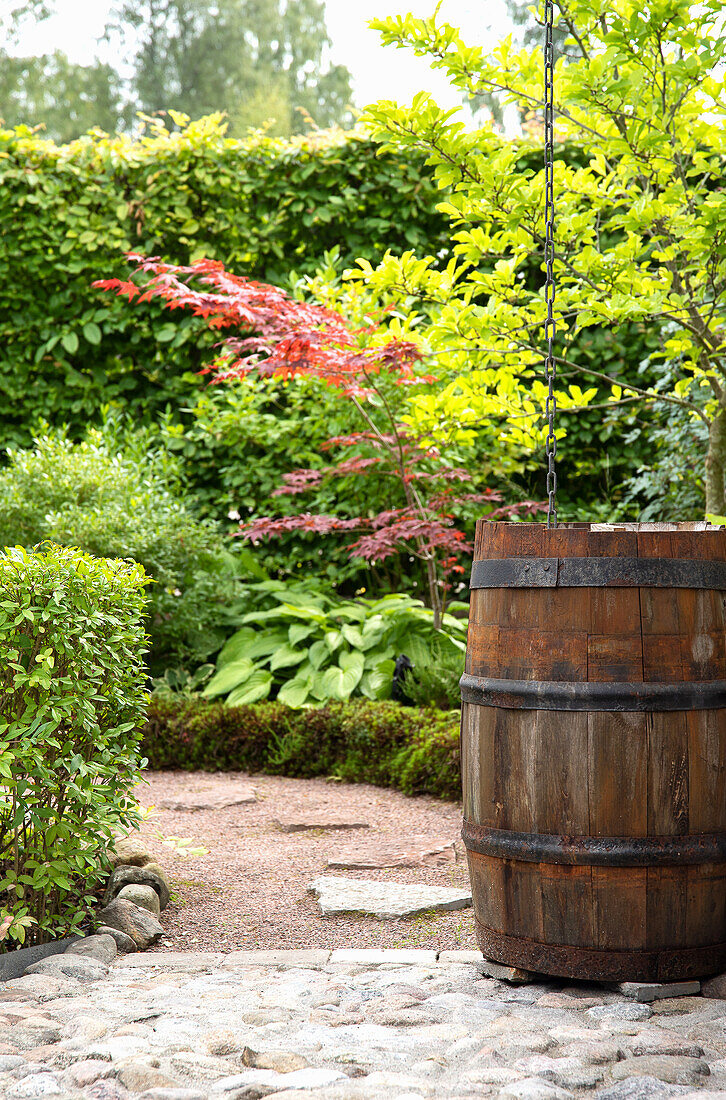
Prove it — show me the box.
[202,580,467,708]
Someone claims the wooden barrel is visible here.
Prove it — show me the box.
[461,521,726,982]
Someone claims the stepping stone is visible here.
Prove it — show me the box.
[309,876,472,919]
[618,980,701,1002]
[326,837,456,869]
[155,785,256,811]
[274,814,369,833]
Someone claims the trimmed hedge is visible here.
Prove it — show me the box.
[0,120,448,449]
[143,696,461,802]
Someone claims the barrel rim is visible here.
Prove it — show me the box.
[460,674,726,711]
[469,556,726,589]
[474,521,725,532]
[462,819,726,867]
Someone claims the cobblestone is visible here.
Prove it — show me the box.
[0,952,724,1098]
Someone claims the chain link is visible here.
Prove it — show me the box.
[544,0,557,528]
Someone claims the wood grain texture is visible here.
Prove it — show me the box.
[463,521,726,981]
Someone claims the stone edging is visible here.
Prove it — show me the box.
[113,948,483,968]
[0,836,172,982]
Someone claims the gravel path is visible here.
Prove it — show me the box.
[2,950,725,1099]
[132,771,474,953]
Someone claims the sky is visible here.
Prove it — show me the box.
[5,0,516,115]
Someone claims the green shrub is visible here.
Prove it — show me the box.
[0,428,241,672]
[0,544,148,948]
[201,579,467,708]
[142,696,461,801]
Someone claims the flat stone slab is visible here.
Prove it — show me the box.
[310,876,472,918]
[329,949,438,965]
[155,785,256,811]
[221,949,331,968]
[116,952,227,969]
[326,837,456,869]
[274,814,369,833]
[476,957,538,983]
[438,949,483,964]
[618,981,701,1002]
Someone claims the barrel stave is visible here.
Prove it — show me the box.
[688,710,726,832]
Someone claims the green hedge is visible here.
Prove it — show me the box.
[0,119,448,449]
[0,544,148,946]
[143,696,461,801]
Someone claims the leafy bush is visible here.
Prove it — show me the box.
[201,580,467,708]
[0,545,148,948]
[0,427,241,671]
[142,696,461,801]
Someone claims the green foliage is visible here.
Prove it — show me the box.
[361,0,726,514]
[0,119,448,451]
[201,579,467,707]
[403,641,464,711]
[0,544,148,947]
[0,426,240,671]
[142,696,461,800]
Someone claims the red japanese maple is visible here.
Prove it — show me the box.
[96,255,544,626]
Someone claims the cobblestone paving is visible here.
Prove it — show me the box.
[2,950,726,1100]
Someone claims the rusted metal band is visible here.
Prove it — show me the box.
[460,673,726,711]
[470,556,726,589]
[462,819,726,867]
[473,919,726,982]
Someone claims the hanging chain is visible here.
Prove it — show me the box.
[543,0,557,528]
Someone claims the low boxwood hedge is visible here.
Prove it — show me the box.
[142,697,461,802]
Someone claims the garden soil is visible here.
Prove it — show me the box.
[131,771,475,952]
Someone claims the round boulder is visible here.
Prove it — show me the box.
[117,883,161,917]
[110,837,154,868]
[96,898,163,950]
[96,925,136,954]
[104,865,170,910]
[65,934,118,965]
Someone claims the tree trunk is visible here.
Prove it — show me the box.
[424,553,442,630]
[705,408,726,516]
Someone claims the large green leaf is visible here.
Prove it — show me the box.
[324,629,342,652]
[318,654,364,700]
[363,645,395,668]
[270,643,307,671]
[203,658,255,697]
[308,640,328,670]
[339,650,364,679]
[359,617,385,650]
[359,659,396,700]
[342,624,364,648]
[332,604,366,623]
[277,677,311,708]
[218,628,287,666]
[289,622,318,646]
[280,602,328,623]
[226,670,273,705]
[216,627,256,666]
